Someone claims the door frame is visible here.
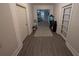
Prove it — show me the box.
[16,3,29,38]
[61,4,72,37]
[37,9,50,25]
[16,3,26,9]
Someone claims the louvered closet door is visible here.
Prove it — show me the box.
[61,4,72,37]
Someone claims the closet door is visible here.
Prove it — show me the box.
[61,4,72,37]
[16,4,28,42]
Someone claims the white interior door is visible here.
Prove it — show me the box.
[16,4,28,42]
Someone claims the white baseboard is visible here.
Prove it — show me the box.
[11,44,23,56]
[58,32,79,56]
[60,33,67,41]
[66,41,79,56]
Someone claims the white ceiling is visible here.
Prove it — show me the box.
[31,3,55,5]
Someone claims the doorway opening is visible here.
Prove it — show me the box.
[37,9,50,26]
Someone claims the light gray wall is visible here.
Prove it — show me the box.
[53,3,79,55]
[0,3,33,55]
[26,4,34,34]
[67,4,79,54]
[0,3,18,55]
[10,3,33,55]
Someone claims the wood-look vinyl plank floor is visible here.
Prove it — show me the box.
[18,31,73,56]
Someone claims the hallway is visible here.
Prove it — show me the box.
[34,21,53,37]
[0,3,79,56]
[18,22,73,56]
[17,6,72,55]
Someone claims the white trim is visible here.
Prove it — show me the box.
[60,33,67,40]
[59,32,79,56]
[66,41,79,56]
[11,44,23,56]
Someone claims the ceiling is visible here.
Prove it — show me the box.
[31,3,56,5]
